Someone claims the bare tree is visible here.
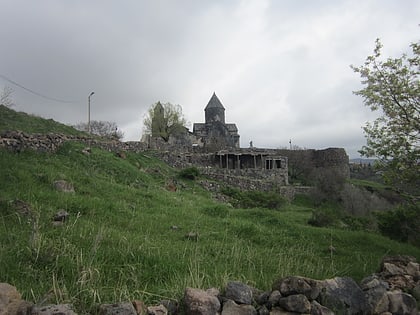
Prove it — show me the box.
[0,85,15,108]
[74,120,124,140]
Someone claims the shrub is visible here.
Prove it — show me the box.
[308,206,342,227]
[178,167,200,180]
[375,204,420,247]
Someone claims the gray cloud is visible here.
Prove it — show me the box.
[1,0,419,157]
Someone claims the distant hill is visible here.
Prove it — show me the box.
[0,104,85,135]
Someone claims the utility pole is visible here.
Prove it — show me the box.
[88,92,95,133]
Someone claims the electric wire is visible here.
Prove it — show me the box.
[0,74,82,103]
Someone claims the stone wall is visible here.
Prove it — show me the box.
[1,255,419,314]
[0,130,148,153]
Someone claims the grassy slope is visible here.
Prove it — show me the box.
[0,107,419,312]
[0,104,85,135]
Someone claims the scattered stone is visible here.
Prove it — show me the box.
[53,180,75,193]
[278,294,311,313]
[147,304,167,315]
[31,304,77,315]
[224,281,253,305]
[221,299,257,315]
[53,209,69,222]
[81,147,91,155]
[185,232,199,241]
[99,302,137,315]
[317,277,369,314]
[11,199,34,218]
[170,226,179,230]
[116,151,127,159]
[183,287,221,315]
[166,182,177,192]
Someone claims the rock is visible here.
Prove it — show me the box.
[159,300,178,315]
[147,304,167,315]
[255,291,270,306]
[361,275,389,314]
[81,147,91,155]
[317,277,369,314]
[12,199,33,218]
[267,290,282,307]
[411,284,420,302]
[183,287,221,315]
[185,232,199,241]
[53,180,75,193]
[406,262,420,278]
[224,281,253,305]
[386,291,417,315]
[272,276,320,300]
[310,300,334,315]
[256,305,269,315]
[53,209,69,222]
[116,151,127,159]
[132,300,147,315]
[0,283,32,315]
[278,294,311,313]
[221,300,257,315]
[99,302,137,315]
[31,304,77,315]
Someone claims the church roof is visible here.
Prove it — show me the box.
[205,92,225,110]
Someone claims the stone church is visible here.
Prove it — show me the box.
[192,92,240,151]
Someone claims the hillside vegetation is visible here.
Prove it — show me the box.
[1,106,419,313]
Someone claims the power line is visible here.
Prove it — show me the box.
[0,74,82,103]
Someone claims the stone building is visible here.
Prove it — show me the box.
[192,93,240,151]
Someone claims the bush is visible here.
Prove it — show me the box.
[221,187,286,210]
[178,167,200,180]
[375,204,420,247]
[308,206,342,227]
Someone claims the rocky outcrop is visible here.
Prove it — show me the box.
[1,256,419,314]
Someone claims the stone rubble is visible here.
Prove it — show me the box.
[1,256,418,315]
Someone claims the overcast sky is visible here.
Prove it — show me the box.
[1,0,418,158]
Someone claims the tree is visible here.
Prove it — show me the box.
[351,39,420,197]
[74,120,124,140]
[143,102,188,142]
[0,85,15,108]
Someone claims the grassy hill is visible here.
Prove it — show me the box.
[1,106,419,312]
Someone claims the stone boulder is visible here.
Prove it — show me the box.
[53,180,75,193]
[272,276,320,300]
[221,300,257,315]
[278,294,311,313]
[183,287,221,315]
[223,281,253,305]
[0,283,32,315]
[317,277,369,314]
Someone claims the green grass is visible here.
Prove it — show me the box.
[1,143,419,313]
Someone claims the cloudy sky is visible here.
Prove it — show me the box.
[1,0,418,157]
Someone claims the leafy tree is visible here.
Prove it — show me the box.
[143,102,187,142]
[0,85,15,108]
[351,39,419,197]
[74,120,124,140]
